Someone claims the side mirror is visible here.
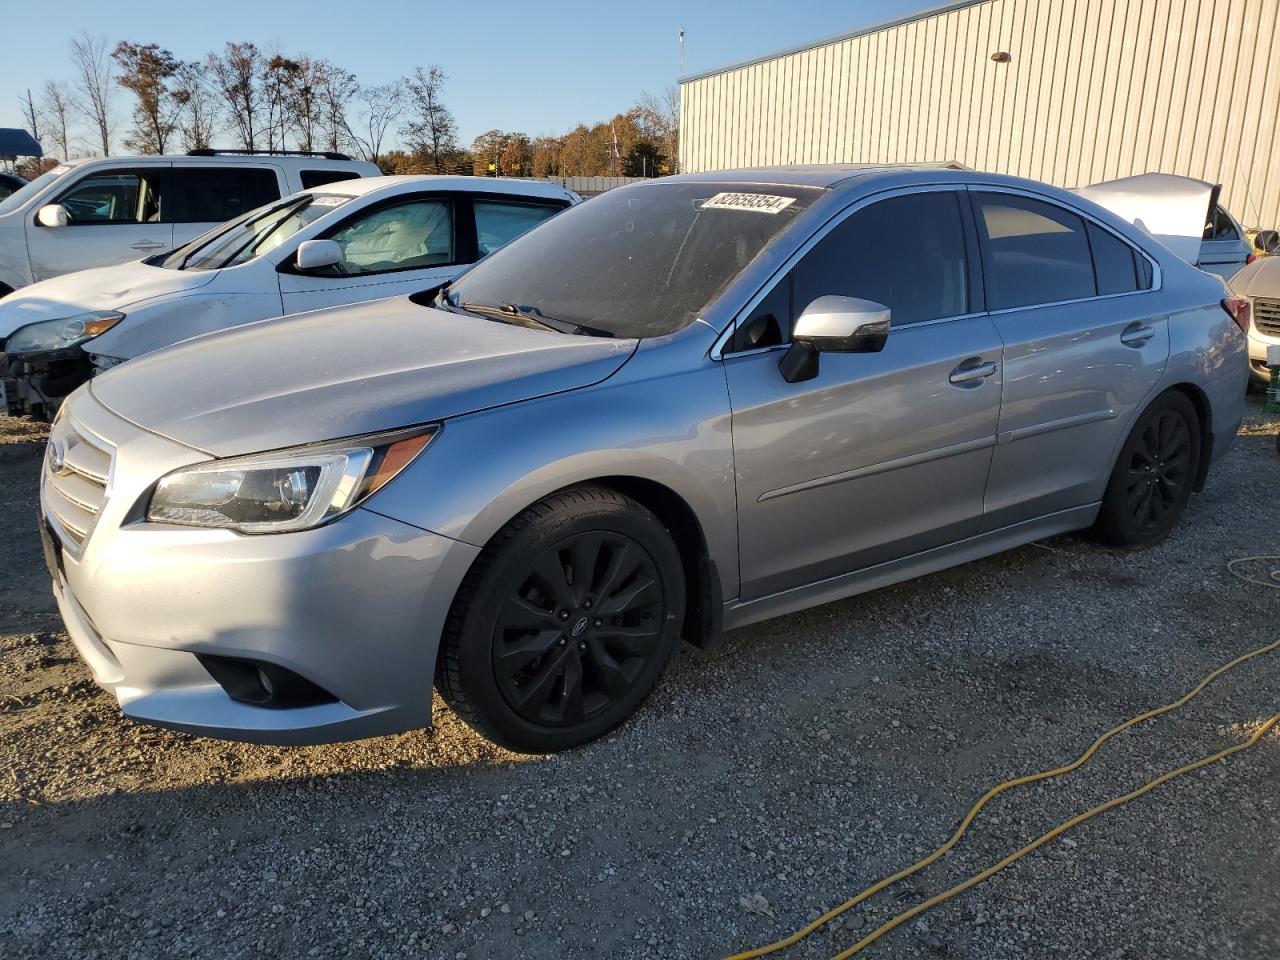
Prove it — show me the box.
[36,204,69,228]
[294,239,343,271]
[1254,229,1280,254]
[779,296,891,383]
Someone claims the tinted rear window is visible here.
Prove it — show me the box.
[169,167,281,223]
[975,194,1096,310]
[1087,222,1141,295]
[301,169,360,189]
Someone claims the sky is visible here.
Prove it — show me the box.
[0,0,938,151]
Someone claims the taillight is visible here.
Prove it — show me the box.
[1221,296,1251,333]
[1246,253,1258,265]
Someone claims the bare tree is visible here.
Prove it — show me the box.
[318,65,359,155]
[69,32,115,155]
[402,66,457,172]
[40,81,74,161]
[172,62,219,152]
[113,41,182,154]
[637,86,680,173]
[19,89,39,143]
[350,82,404,164]
[207,42,262,150]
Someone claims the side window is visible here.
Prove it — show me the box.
[974,194,1096,310]
[793,191,970,328]
[301,169,359,189]
[1087,222,1141,295]
[732,271,792,351]
[55,169,161,224]
[321,198,454,276]
[474,200,565,257]
[1204,204,1240,241]
[169,167,280,224]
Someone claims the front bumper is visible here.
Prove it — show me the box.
[40,392,480,744]
[1247,327,1279,383]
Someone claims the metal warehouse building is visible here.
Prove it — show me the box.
[679,0,1280,230]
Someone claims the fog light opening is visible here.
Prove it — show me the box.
[196,655,338,709]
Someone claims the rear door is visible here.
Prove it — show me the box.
[25,164,173,280]
[1198,203,1251,281]
[971,189,1170,530]
[167,165,282,247]
[723,188,1004,601]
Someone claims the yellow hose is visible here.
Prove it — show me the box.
[724,555,1280,960]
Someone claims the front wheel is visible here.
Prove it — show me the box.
[437,486,685,752]
[1092,391,1201,547]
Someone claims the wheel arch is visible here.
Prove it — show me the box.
[1165,382,1213,491]
[458,474,724,651]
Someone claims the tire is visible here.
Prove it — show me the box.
[1092,391,1201,548]
[437,485,685,753]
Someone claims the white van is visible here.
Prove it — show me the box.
[0,150,379,295]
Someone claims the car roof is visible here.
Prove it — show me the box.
[303,174,578,201]
[59,154,373,170]
[661,163,973,190]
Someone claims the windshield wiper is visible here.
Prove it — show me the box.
[459,301,613,338]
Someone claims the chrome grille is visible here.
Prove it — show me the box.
[1255,297,1280,337]
[44,417,113,549]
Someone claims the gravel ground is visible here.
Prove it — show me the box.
[1,400,1278,960]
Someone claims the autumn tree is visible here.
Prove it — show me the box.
[69,32,115,155]
[208,41,262,150]
[529,135,563,178]
[112,41,182,153]
[402,66,458,172]
[637,86,680,173]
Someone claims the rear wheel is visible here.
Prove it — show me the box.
[1092,391,1201,547]
[437,486,685,752]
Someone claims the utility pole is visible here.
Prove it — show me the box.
[678,26,685,75]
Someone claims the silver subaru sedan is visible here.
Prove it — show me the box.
[39,165,1247,752]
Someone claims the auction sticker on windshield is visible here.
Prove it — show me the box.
[701,192,797,214]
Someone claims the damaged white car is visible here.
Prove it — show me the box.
[0,175,578,417]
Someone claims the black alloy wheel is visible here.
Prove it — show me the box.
[1123,407,1194,534]
[437,486,685,752]
[493,531,666,726]
[1093,391,1201,547]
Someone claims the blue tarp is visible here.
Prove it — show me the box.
[0,129,42,157]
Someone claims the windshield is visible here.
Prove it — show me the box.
[159,193,352,271]
[443,182,816,338]
[0,165,72,216]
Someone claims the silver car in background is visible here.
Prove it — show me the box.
[41,165,1247,752]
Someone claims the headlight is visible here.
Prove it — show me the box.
[146,426,438,534]
[5,311,124,354]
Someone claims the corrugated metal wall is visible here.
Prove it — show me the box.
[680,0,1280,229]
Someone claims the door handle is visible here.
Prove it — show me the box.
[130,240,166,251]
[949,360,998,385]
[1120,323,1155,346]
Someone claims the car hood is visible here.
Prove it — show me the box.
[1226,256,1280,296]
[1072,173,1215,265]
[0,260,218,339]
[90,297,638,456]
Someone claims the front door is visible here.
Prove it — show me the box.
[969,190,1172,530]
[26,164,173,280]
[723,189,1004,601]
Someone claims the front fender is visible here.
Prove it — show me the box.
[364,357,740,601]
[88,291,284,360]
